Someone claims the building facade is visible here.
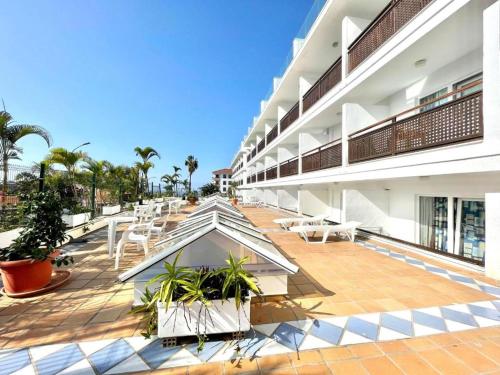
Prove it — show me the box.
[212,168,233,193]
[230,0,500,279]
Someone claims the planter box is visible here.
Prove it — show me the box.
[102,205,121,216]
[157,298,251,338]
[62,212,91,227]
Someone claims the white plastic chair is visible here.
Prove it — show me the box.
[149,215,169,238]
[114,222,154,269]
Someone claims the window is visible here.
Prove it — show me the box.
[223,181,227,185]
[453,73,482,98]
[419,196,485,264]
[222,187,226,192]
[419,88,448,113]
[223,174,226,178]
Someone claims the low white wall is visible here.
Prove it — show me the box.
[300,188,330,217]
[278,187,298,211]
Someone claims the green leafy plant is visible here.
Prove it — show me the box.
[216,253,261,310]
[200,183,219,197]
[131,251,262,349]
[0,191,72,265]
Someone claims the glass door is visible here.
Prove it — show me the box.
[454,199,485,263]
[419,196,448,252]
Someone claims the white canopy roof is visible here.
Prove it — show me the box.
[118,211,298,282]
[187,199,244,218]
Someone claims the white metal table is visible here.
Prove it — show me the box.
[107,216,137,258]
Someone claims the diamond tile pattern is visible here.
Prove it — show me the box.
[89,339,135,374]
[271,323,306,351]
[34,344,84,375]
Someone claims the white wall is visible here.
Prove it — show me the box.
[264,189,278,207]
[300,187,330,217]
[278,187,298,211]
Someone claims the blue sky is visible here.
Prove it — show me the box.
[1,0,313,188]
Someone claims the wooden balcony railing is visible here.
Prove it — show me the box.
[280,102,300,133]
[266,124,279,145]
[303,57,342,113]
[348,0,433,72]
[279,157,299,178]
[348,81,483,163]
[251,148,257,159]
[257,171,265,182]
[246,176,251,184]
[246,153,251,162]
[302,139,342,173]
[257,138,266,153]
[266,165,277,180]
[251,174,257,183]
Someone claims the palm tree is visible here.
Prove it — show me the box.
[0,110,52,193]
[184,155,198,193]
[135,161,154,194]
[161,174,175,196]
[180,179,189,196]
[134,146,160,192]
[45,147,87,197]
[83,158,108,206]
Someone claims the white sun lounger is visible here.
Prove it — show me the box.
[273,214,329,230]
[289,221,362,244]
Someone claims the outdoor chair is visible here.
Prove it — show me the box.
[114,221,154,269]
[289,221,362,244]
[273,214,329,230]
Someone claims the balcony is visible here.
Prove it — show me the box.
[279,157,299,178]
[266,124,279,145]
[246,153,252,162]
[348,81,483,163]
[302,139,342,173]
[280,102,300,133]
[266,165,277,180]
[257,138,266,153]
[302,57,342,113]
[257,171,265,182]
[251,174,257,183]
[246,176,250,184]
[348,0,433,72]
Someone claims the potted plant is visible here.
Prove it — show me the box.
[187,191,198,205]
[62,204,91,227]
[131,252,261,351]
[0,191,72,294]
[228,182,238,205]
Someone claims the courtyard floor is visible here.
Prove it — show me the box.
[0,206,499,374]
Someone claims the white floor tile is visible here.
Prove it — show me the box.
[253,323,280,337]
[287,319,314,332]
[257,340,294,356]
[30,344,69,362]
[58,359,96,375]
[377,327,410,341]
[105,354,150,374]
[413,323,444,337]
[157,349,201,368]
[11,364,36,375]
[339,331,372,346]
[79,339,117,356]
[299,335,333,351]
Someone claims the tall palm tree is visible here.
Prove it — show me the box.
[83,158,109,205]
[184,155,198,193]
[161,174,175,196]
[45,147,87,197]
[172,166,181,196]
[0,110,52,193]
[134,146,160,192]
[135,161,154,194]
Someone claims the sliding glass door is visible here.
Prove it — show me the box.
[418,196,485,264]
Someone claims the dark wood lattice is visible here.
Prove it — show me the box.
[266,124,279,145]
[279,158,299,177]
[280,102,300,133]
[349,91,483,163]
[266,166,277,180]
[302,140,342,173]
[257,138,266,153]
[251,174,257,183]
[348,0,433,72]
[246,153,251,162]
[303,57,342,113]
[257,171,265,182]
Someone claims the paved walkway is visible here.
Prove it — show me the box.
[1,206,500,374]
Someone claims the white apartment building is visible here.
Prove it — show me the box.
[212,168,233,193]
[230,0,500,279]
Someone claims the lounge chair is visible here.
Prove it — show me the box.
[240,198,264,207]
[273,214,329,230]
[289,221,362,244]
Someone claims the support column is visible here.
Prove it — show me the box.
[342,16,371,78]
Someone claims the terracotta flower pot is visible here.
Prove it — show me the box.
[232,198,238,206]
[0,253,57,294]
[187,197,197,205]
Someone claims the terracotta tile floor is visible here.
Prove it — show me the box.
[0,210,190,350]
[1,204,500,374]
[240,207,496,325]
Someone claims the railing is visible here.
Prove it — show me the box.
[348,81,483,163]
[279,157,299,178]
[246,176,251,184]
[251,148,257,159]
[257,138,266,153]
[266,124,279,145]
[348,0,433,72]
[303,57,342,113]
[246,153,251,162]
[257,171,265,182]
[266,166,277,180]
[280,102,300,133]
[302,139,342,173]
[251,174,257,183]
